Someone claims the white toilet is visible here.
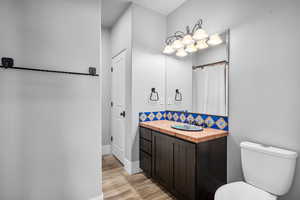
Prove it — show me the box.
[215,141,298,200]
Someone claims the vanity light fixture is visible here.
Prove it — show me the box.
[172,39,184,50]
[163,19,224,57]
[176,48,188,57]
[207,33,223,45]
[182,34,194,45]
[186,44,197,53]
[196,39,209,50]
[163,45,175,54]
[193,28,208,41]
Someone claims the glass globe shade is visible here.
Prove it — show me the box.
[185,44,197,53]
[182,34,194,45]
[163,45,175,54]
[176,48,188,57]
[192,29,208,41]
[172,39,184,50]
[196,39,208,50]
[207,33,223,45]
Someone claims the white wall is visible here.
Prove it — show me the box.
[101,27,112,149]
[165,56,192,111]
[167,1,300,199]
[165,19,193,112]
[192,43,227,66]
[110,4,166,163]
[0,0,101,199]
[131,4,167,161]
[110,6,133,161]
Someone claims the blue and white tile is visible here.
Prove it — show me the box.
[140,110,229,130]
[173,112,179,121]
[216,117,227,130]
[204,116,215,128]
[167,111,173,120]
[139,112,148,122]
[180,113,186,122]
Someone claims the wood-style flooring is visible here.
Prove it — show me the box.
[102,155,176,200]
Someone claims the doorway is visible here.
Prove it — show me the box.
[111,50,126,164]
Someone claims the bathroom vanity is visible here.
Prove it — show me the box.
[139,120,228,200]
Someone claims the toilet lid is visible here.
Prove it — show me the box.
[215,182,277,200]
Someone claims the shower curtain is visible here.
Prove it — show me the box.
[193,63,227,116]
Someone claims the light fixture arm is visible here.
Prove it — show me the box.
[165,31,185,45]
[165,19,204,45]
[165,36,175,45]
[192,19,203,34]
[186,26,191,34]
[174,31,185,37]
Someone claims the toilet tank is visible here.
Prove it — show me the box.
[241,142,298,196]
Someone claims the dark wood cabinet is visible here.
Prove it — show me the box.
[152,131,174,190]
[140,127,152,141]
[173,139,196,200]
[139,126,227,200]
[196,137,227,200]
[139,127,153,177]
[140,138,152,154]
[140,151,152,177]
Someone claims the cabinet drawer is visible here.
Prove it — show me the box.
[140,127,152,141]
[140,151,152,177]
[140,138,152,155]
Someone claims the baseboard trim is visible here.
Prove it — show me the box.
[102,145,111,155]
[89,193,103,200]
[124,159,142,175]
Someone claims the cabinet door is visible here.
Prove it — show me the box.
[140,127,152,141]
[140,151,152,177]
[173,139,196,200]
[152,131,174,190]
[197,137,227,200]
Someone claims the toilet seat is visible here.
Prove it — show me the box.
[215,182,277,200]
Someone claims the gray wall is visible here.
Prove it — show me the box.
[192,43,227,66]
[110,4,166,163]
[101,27,112,147]
[110,6,133,161]
[167,0,300,199]
[131,4,167,161]
[0,0,101,199]
[165,56,193,111]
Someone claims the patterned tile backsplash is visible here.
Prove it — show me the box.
[139,110,228,131]
[139,111,166,122]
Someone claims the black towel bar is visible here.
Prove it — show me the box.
[0,65,99,76]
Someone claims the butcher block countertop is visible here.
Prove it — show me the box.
[139,120,228,143]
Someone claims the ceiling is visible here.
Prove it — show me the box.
[102,0,187,28]
[101,0,131,28]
